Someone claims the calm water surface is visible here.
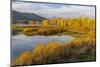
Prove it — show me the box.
[11,35,74,59]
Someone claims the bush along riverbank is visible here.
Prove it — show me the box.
[12,31,96,66]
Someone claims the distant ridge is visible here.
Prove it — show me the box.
[12,10,46,23]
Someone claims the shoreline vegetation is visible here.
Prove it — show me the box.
[11,17,96,66]
[12,31,96,66]
[12,17,95,36]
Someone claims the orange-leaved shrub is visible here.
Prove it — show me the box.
[12,31,96,66]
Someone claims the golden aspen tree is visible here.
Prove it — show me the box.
[42,19,49,26]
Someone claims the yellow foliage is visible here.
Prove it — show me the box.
[13,51,33,66]
[42,19,49,26]
[23,28,33,32]
[13,32,96,66]
[12,17,96,66]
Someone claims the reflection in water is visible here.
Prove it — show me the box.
[12,35,74,59]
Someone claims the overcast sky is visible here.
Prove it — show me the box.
[12,1,95,19]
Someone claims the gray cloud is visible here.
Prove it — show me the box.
[12,1,95,18]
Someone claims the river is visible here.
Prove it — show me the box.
[11,35,74,59]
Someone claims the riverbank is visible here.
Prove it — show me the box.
[12,35,74,60]
[12,25,95,37]
[11,31,96,66]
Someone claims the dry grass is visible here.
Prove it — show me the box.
[12,31,96,66]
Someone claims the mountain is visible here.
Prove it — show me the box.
[12,10,46,23]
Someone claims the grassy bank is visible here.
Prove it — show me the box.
[12,25,95,37]
[12,17,95,36]
[12,31,96,66]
